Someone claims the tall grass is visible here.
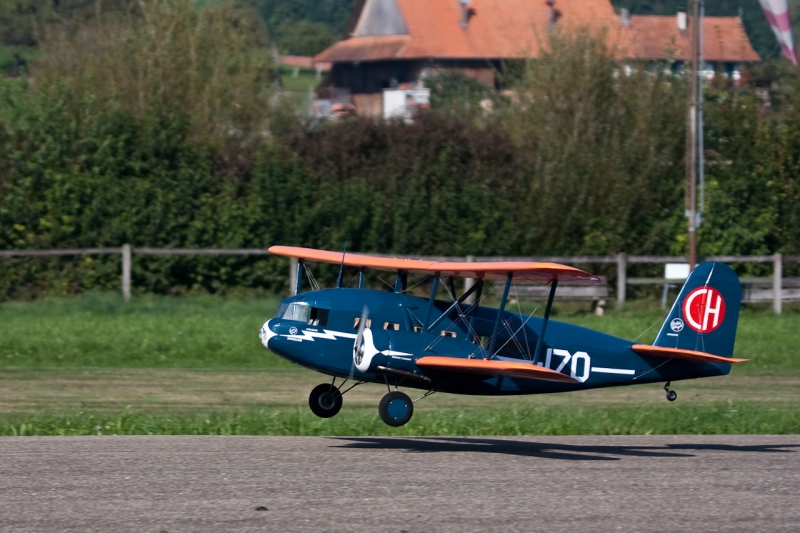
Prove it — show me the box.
[0,294,797,371]
[2,402,798,436]
[0,293,286,368]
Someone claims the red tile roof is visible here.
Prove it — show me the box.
[627,15,760,62]
[319,35,412,62]
[316,0,759,64]
[317,0,629,62]
[280,55,332,70]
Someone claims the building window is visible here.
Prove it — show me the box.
[441,330,457,338]
[383,322,400,331]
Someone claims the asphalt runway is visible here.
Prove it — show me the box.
[1,436,799,532]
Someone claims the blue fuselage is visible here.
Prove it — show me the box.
[260,288,727,395]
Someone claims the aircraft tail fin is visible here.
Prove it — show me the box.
[653,262,742,358]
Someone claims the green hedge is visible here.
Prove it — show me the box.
[1,77,799,299]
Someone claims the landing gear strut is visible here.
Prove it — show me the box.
[664,382,677,402]
[379,391,414,427]
[309,383,343,418]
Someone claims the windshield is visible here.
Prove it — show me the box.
[282,302,310,322]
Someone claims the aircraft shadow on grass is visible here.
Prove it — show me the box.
[330,437,800,462]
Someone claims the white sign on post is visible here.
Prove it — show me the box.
[665,263,691,281]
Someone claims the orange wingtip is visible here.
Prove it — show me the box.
[631,344,748,364]
[268,246,600,283]
[415,356,579,383]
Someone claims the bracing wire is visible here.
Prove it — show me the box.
[631,309,671,342]
[305,266,321,292]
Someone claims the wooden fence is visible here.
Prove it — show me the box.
[1,247,798,313]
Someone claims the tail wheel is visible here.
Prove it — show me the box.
[378,391,414,427]
[309,384,343,418]
[666,390,678,402]
[664,382,678,402]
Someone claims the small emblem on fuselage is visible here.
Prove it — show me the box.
[670,318,685,332]
[289,326,298,335]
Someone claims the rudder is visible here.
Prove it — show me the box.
[653,262,742,357]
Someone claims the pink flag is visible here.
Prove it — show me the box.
[760,0,797,65]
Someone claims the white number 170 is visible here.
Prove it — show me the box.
[544,348,590,382]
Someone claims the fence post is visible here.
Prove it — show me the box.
[774,252,782,314]
[464,255,475,303]
[617,252,627,309]
[289,257,298,296]
[122,244,131,302]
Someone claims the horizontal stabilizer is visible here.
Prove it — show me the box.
[268,245,600,283]
[415,356,579,383]
[631,344,748,364]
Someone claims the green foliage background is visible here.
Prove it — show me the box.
[0,1,799,299]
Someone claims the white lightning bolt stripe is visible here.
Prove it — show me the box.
[381,350,413,356]
[591,367,635,375]
[284,329,358,342]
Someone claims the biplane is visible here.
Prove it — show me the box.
[259,246,746,427]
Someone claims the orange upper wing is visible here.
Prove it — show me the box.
[415,356,579,383]
[631,344,748,364]
[268,246,600,283]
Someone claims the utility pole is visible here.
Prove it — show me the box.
[686,0,700,269]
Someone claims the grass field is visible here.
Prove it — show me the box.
[1,294,798,436]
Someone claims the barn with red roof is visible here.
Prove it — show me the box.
[315,0,759,115]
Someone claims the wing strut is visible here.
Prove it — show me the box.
[487,273,513,357]
[394,269,408,293]
[427,278,482,332]
[532,278,558,365]
[294,259,305,295]
[468,280,484,343]
[335,242,347,288]
[423,275,440,329]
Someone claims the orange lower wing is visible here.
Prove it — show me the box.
[631,344,748,364]
[415,356,578,383]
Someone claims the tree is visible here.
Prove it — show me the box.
[276,19,337,56]
[428,71,494,116]
[34,0,276,148]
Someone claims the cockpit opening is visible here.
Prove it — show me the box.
[279,302,329,326]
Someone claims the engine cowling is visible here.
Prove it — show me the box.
[353,328,388,373]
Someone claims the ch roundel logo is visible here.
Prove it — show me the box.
[682,287,726,333]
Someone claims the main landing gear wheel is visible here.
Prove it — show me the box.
[664,382,677,402]
[379,391,414,427]
[309,384,343,418]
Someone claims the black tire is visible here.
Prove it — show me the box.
[378,391,414,427]
[666,390,678,402]
[309,384,343,418]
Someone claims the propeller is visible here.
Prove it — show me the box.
[350,305,369,380]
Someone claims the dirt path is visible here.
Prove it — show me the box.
[2,368,798,415]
